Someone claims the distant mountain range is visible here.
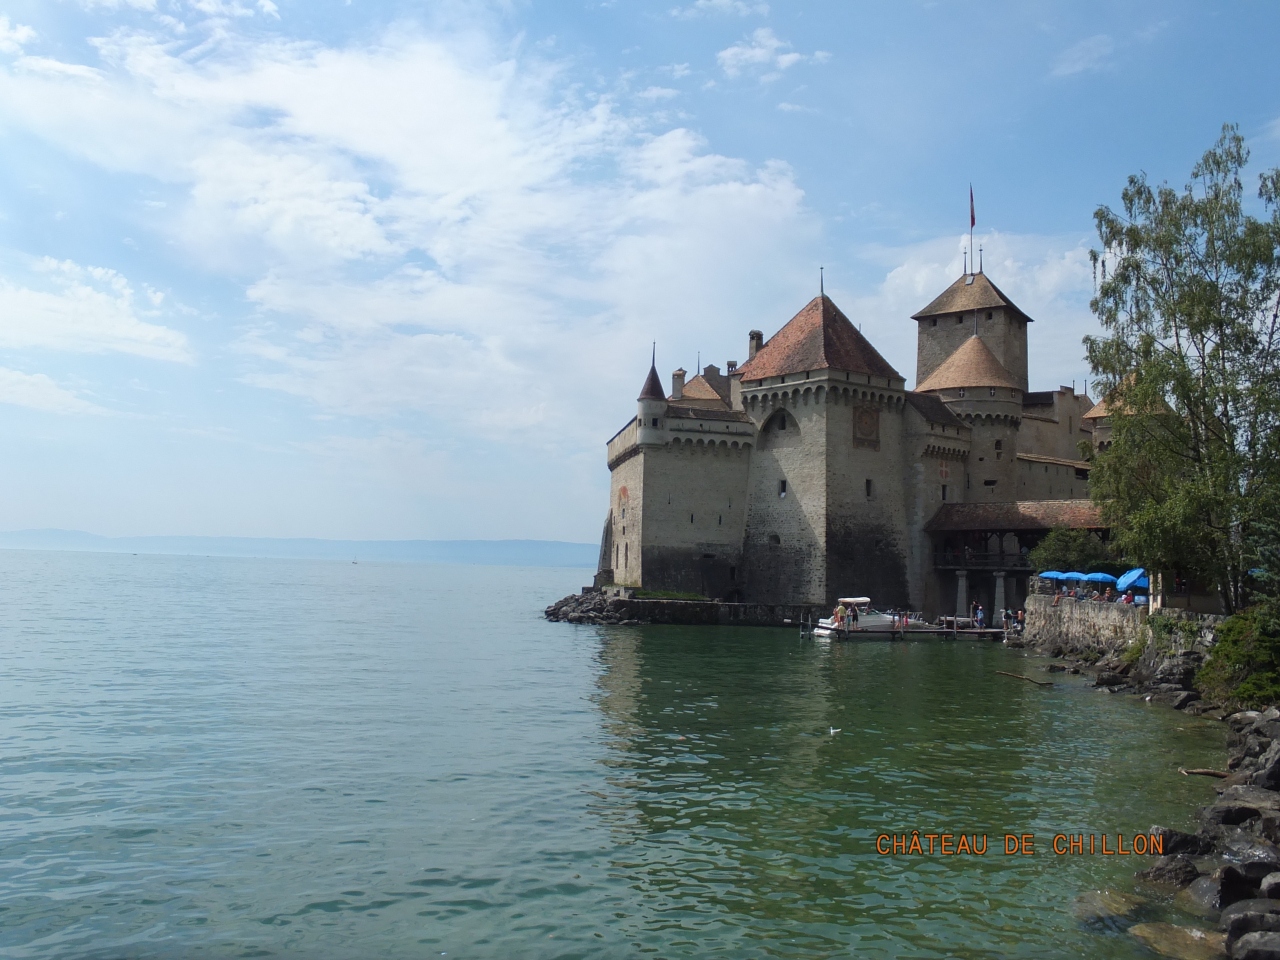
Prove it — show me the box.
[0,529,598,567]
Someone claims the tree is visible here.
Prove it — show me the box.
[1027,528,1109,574]
[1085,125,1280,613]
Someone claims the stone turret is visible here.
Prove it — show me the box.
[671,368,686,400]
[637,358,667,446]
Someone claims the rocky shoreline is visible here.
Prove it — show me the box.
[1021,632,1280,958]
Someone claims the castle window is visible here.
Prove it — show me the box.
[729,566,736,581]
[779,479,787,498]
[777,416,786,430]
[941,484,948,501]
[652,417,659,426]
[615,544,619,566]
[989,387,995,397]
[718,515,722,525]
[986,311,993,320]
[958,388,966,398]
[994,440,1003,450]
[865,478,874,499]
[690,513,695,523]
[956,316,963,324]
[624,543,628,568]
[769,533,781,545]
[621,506,626,519]
[983,479,998,486]
[932,318,938,327]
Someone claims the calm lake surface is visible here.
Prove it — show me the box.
[0,550,1226,959]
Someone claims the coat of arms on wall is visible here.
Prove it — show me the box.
[852,406,880,450]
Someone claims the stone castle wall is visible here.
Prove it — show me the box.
[638,438,751,598]
[741,392,827,604]
[824,388,911,607]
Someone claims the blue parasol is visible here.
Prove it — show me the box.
[1084,572,1118,583]
[1116,568,1148,592]
[1063,572,1088,581]
[1038,571,1065,579]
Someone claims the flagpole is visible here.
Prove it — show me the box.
[969,185,974,275]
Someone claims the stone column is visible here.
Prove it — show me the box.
[993,572,1006,620]
[956,570,968,618]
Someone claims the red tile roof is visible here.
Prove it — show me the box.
[916,336,1021,392]
[924,499,1104,532]
[911,271,1033,323]
[736,295,902,382]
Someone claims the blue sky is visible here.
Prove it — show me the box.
[0,0,1276,542]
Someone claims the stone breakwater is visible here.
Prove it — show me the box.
[1021,593,1280,957]
[544,592,823,628]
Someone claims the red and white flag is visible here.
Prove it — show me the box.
[969,185,975,229]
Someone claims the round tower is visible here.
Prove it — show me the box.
[636,356,667,446]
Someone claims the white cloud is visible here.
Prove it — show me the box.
[637,85,679,100]
[0,27,813,444]
[671,0,768,19]
[0,368,106,414]
[0,260,190,362]
[1051,34,1114,77]
[0,16,36,54]
[717,28,821,80]
[777,102,815,113]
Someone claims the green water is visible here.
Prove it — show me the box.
[0,553,1225,958]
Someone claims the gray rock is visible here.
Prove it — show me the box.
[1095,671,1128,687]
[1222,900,1280,942]
[1254,744,1280,790]
[1172,691,1202,710]
[1137,854,1201,887]
[1155,659,1198,687]
[1258,722,1280,741]
[1128,922,1225,960]
[1153,825,1217,856]
[1264,708,1280,723]
[1232,930,1280,959]
[1184,866,1258,913]
[1072,889,1145,927]
[1232,712,1266,731]
[1261,874,1280,899]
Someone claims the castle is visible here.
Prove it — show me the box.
[598,270,1103,619]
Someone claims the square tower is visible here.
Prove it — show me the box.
[911,271,1031,391]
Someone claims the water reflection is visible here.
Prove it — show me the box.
[590,627,1225,958]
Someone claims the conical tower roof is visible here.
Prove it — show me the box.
[911,271,1033,323]
[637,361,665,401]
[736,295,901,382]
[916,335,1020,392]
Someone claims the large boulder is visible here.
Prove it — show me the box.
[1232,931,1280,959]
[1183,866,1258,913]
[1253,743,1280,790]
[1128,922,1225,960]
[1222,900,1280,943]
[1151,825,1216,856]
[1137,855,1201,887]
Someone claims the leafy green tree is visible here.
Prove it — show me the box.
[1027,528,1109,574]
[1085,125,1280,613]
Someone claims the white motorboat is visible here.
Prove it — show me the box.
[812,597,924,639]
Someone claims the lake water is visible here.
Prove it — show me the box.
[0,550,1227,959]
